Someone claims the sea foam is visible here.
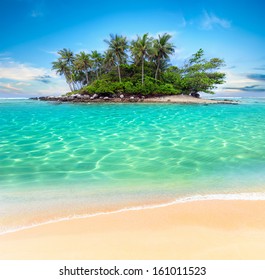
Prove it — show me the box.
[1,192,265,236]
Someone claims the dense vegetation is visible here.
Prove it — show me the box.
[52,33,226,97]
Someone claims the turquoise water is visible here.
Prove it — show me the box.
[0,98,265,233]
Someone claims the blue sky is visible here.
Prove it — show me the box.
[0,0,265,97]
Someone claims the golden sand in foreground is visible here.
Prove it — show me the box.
[0,200,265,260]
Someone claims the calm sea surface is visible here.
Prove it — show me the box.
[0,98,265,232]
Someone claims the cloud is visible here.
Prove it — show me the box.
[29,0,45,18]
[201,11,231,30]
[253,66,265,71]
[30,10,43,18]
[217,70,265,95]
[127,31,178,42]
[0,82,21,92]
[16,82,31,86]
[0,57,68,97]
[225,65,236,70]
[0,60,55,81]
[247,74,265,81]
[224,85,265,92]
[34,75,53,84]
[0,53,12,61]
[42,50,59,56]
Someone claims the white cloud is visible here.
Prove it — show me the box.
[0,58,68,97]
[15,82,31,86]
[31,10,43,18]
[42,50,59,56]
[127,31,178,42]
[0,82,21,92]
[37,83,69,96]
[170,47,190,65]
[216,70,265,94]
[175,14,194,28]
[0,60,56,81]
[151,31,178,39]
[201,11,231,30]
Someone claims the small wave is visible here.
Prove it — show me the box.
[1,192,265,236]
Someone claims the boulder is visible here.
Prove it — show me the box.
[190,92,200,98]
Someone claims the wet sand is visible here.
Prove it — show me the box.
[0,200,264,260]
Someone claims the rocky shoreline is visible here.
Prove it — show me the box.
[31,94,238,105]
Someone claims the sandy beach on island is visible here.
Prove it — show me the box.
[141,95,236,104]
[0,199,265,260]
[35,94,237,104]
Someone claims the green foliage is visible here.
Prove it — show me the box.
[104,34,129,82]
[82,76,181,96]
[181,48,226,95]
[52,34,226,97]
[151,33,175,81]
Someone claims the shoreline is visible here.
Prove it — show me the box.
[0,192,265,236]
[1,195,265,260]
[31,94,238,105]
[1,192,265,237]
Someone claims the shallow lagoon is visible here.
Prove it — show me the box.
[0,98,265,233]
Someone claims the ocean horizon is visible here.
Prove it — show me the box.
[1,97,265,234]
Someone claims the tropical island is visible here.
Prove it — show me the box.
[35,33,233,104]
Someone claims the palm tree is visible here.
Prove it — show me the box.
[52,59,73,91]
[58,48,75,65]
[104,34,128,82]
[152,33,175,81]
[90,50,103,79]
[53,48,76,91]
[102,50,115,73]
[74,51,92,85]
[131,33,153,85]
[71,70,86,90]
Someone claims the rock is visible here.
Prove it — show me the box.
[72,94,81,98]
[130,96,134,100]
[92,94,98,99]
[104,97,109,100]
[190,92,200,98]
[120,94,124,99]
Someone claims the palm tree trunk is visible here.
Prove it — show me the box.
[142,58,144,85]
[85,71,89,85]
[155,57,160,81]
[117,63,121,82]
[65,74,73,92]
[72,82,76,91]
[67,81,73,92]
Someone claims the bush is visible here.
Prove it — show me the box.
[80,75,181,96]
[155,84,180,95]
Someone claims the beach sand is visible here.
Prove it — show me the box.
[0,200,265,260]
[37,94,237,104]
[143,95,235,104]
